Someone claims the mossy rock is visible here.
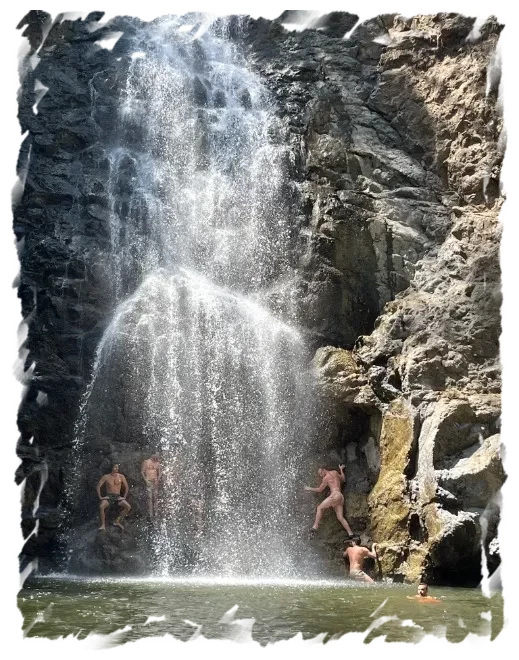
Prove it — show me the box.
[368,398,415,544]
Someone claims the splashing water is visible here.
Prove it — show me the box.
[73,15,316,577]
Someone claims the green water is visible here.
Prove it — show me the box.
[18,576,503,645]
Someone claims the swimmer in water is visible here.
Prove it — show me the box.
[407,583,441,603]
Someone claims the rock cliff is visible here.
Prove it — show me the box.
[241,12,504,584]
[14,10,504,584]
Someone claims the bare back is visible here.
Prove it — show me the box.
[346,546,371,572]
[323,470,342,494]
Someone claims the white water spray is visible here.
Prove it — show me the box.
[73,15,316,577]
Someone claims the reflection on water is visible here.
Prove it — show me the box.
[19,576,503,644]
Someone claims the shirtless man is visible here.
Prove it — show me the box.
[141,454,161,518]
[96,464,131,530]
[407,583,441,603]
[343,537,378,583]
[304,464,353,536]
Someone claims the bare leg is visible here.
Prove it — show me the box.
[98,500,108,530]
[152,486,158,517]
[334,504,353,535]
[114,500,131,529]
[146,486,153,518]
[312,496,335,530]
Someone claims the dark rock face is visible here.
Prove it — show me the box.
[14,10,140,573]
[14,11,504,583]
[240,15,453,348]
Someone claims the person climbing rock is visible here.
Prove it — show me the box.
[304,464,353,537]
[96,463,131,530]
[343,537,377,583]
[407,583,441,603]
[141,454,161,518]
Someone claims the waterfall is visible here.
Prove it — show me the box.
[105,15,296,301]
[74,15,316,577]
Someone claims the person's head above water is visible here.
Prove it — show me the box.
[418,583,428,596]
[111,464,119,474]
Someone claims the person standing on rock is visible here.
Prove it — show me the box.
[304,464,354,537]
[141,454,161,518]
[343,537,378,583]
[96,464,131,531]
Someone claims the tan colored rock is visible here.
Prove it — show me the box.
[313,346,358,378]
[437,434,504,508]
[376,543,408,576]
[344,492,369,524]
[312,346,379,410]
[368,398,415,545]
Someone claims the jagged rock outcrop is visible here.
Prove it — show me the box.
[242,15,458,349]
[292,13,504,583]
[14,10,504,583]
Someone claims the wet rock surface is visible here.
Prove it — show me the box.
[289,13,504,583]
[14,10,504,583]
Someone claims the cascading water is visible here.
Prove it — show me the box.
[106,16,296,301]
[73,15,317,577]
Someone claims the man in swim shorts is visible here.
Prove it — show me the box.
[141,454,161,518]
[96,463,131,530]
[343,536,378,583]
[304,464,353,536]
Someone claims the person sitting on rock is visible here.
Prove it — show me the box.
[141,454,161,518]
[96,463,131,531]
[407,583,441,603]
[343,536,378,583]
[304,464,353,537]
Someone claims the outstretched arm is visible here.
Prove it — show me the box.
[338,464,345,483]
[96,476,106,500]
[304,479,326,493]
[141,460,148,481]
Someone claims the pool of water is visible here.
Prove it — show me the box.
[18,575,503,645]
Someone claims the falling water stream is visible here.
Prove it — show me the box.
[21,16,506,648]
[73,16,315,577]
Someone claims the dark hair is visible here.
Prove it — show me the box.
[343,536,361,546]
